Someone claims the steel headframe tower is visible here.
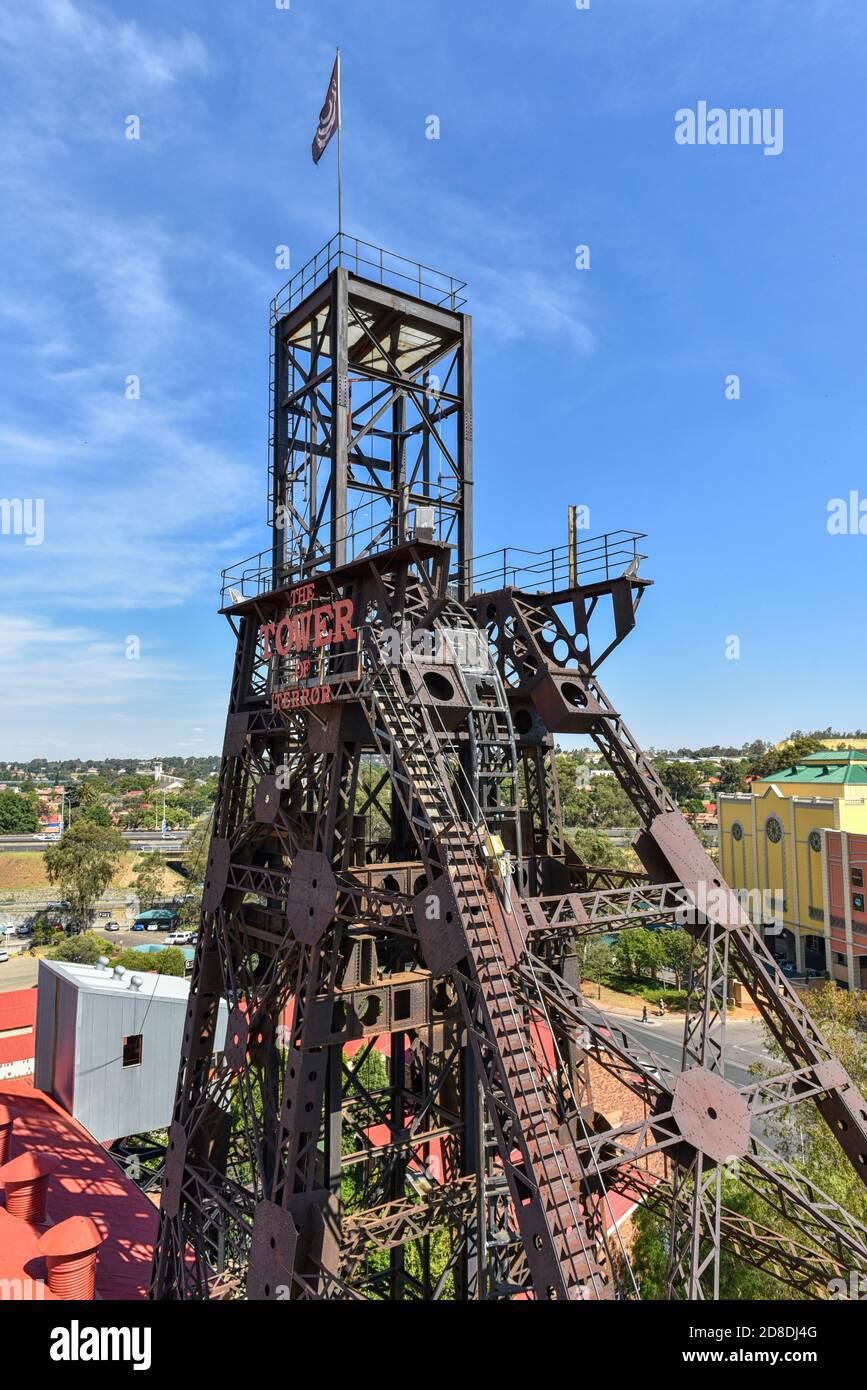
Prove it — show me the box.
[151,235,867,1302]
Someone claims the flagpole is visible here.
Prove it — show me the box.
[336,48,343,242]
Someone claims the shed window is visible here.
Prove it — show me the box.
[123,1034,143,1068]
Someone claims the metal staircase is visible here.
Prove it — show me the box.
[360,635,608,1299]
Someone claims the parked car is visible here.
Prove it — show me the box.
[0,951,9,963]
[15,924,33,937]
[104,921,121,932]
[132,922,147,931]
[146,923,160,932]
[166,930,194,946]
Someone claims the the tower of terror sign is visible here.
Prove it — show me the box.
[259,582,356,710]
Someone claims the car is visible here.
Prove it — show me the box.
[132,922,146,931]
[0,951,9,963]
[34,833,49,841]
[15,925,33,937]
[146,923,160,932]
[104,922,121,932]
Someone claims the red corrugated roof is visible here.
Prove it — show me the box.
[0,1079,157,1299]
[0,989,36,1032]
[0,989,37,1066]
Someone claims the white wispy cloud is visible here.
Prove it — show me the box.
[0,612,229,759]
[0,0,209,88]
[0,613,194,708]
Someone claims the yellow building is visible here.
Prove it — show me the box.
[718,751,867,975]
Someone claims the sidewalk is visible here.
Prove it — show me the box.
[580,981,760,1021]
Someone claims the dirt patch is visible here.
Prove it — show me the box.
[0,851,184,895]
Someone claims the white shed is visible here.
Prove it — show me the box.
[34,958,228,1142]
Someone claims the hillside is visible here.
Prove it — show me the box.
[0,851,186,895]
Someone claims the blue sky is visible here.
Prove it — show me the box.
[1,0,865,760]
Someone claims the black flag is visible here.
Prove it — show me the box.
[312,53,340,165]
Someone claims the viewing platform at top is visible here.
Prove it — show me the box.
[270,233,469,323]
[220,523,647,609]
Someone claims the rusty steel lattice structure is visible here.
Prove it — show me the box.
[150,235,867,1301]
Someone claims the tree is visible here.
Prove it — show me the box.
[568,780,640,830]
[176,892,202,931]
[759,982,867,1227]
[29,911,62,946]
[658,929,693,989]
[631,1182,790,1300]
[747,737,825,782]
[48,932,108,966]
[568,827,633,871]
[580,939,613,984]
[44,821,125,925]
[131,853,167,910]
[613,931,637,979]
[80,801,110,827]
[633,983,867,1301]
[658,761,704,804]
[717,761,747,794]
[630,927,665,981]
[113,947,186,978]
[0,789,38,834]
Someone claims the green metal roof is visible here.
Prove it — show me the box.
[760,760,867,785]
[800,749,867,763]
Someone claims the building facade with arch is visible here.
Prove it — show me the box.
[718,751,867,982]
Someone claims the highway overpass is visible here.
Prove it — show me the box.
[0,829,192,857]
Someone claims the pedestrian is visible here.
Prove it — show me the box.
[641,1005,648,1024]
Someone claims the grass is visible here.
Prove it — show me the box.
[588,973,689,1010]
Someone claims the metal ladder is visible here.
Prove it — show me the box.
[361,642,608,1299]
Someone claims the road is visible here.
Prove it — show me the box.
[604,1011,772,1087]
[0,830,190,855]
[0,923,188,992]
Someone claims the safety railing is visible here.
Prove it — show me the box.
[220,506,420,605]
[455,530,647,594]
[221,524,647,607]
[271,233,467,323]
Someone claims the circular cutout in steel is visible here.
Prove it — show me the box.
[561,681,588,709]
[423,671,455,702]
